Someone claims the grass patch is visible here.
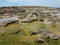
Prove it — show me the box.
[0,21,60,45]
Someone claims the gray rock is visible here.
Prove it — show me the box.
[39,30,60,40]
[50,34,60,40]
[29,30,37,35]
[30,15,37,21]
[38,29,55,39]
[34,37,45,43]
[40,32,50,38]
[41,31,54,38]
[38,28,52,34]
[38,28,45,34]
[21,15,37,23]
[21,18,31,23]
[0,16,19,26]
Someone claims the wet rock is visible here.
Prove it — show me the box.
[34,37,45,43]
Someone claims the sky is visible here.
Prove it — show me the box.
[0,0,60,8]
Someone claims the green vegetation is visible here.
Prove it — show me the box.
[0,21,60,45]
